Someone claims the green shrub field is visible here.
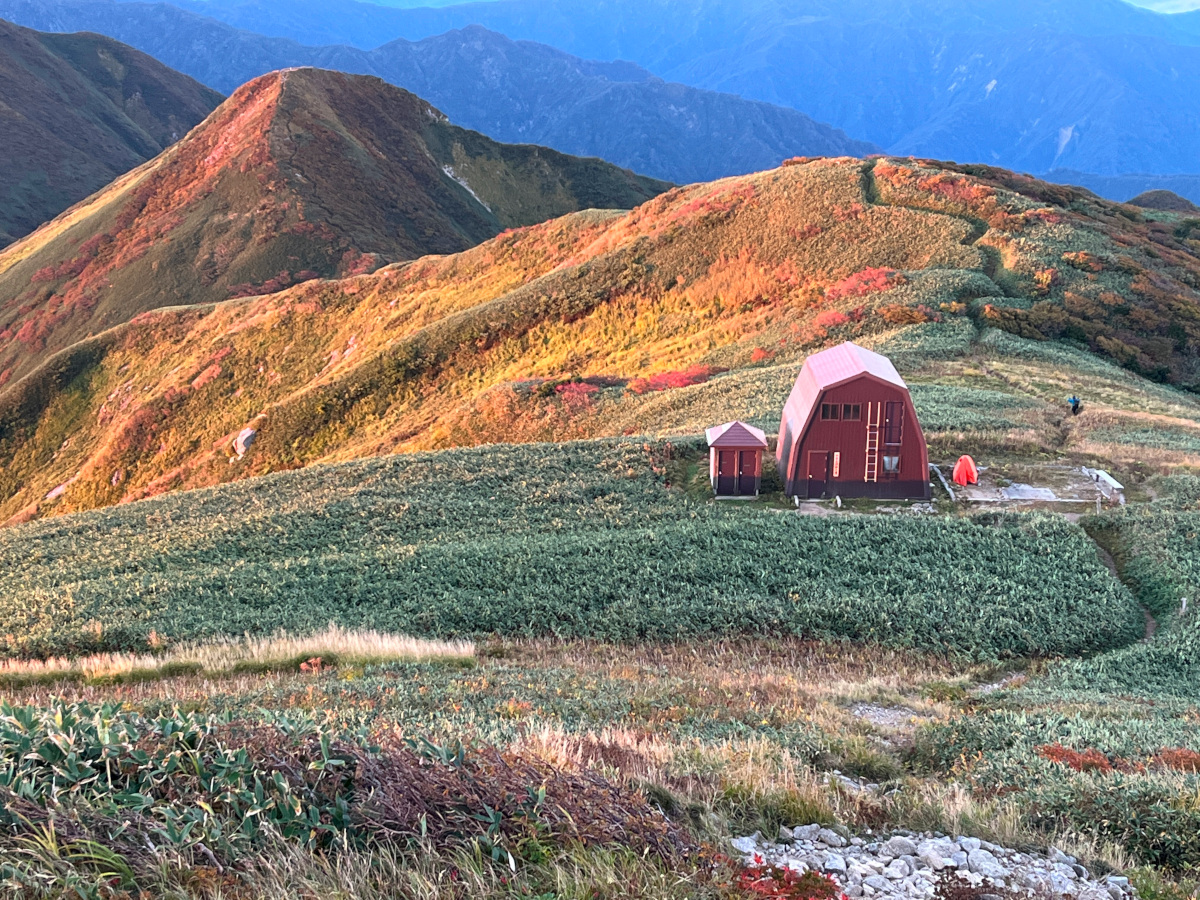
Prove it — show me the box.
[0,440,1141,660]
[913,484,1200,870]
[908,384,1043,432]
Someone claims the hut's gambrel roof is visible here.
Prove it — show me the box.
[779,342,908,443]
[706,421,768,448]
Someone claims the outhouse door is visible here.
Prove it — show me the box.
[738,451,758,495]
[717,450,738,496]
[806,451,829,498]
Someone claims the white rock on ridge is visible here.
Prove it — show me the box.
[732,825,1136,900]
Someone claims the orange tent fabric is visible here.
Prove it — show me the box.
[952,455,979,486]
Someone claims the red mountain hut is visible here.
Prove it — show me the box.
[776,342,930,500]
[706,421,768,497]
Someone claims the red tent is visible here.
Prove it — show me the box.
[952,455,979,486]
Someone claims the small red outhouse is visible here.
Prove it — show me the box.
[777,342,930,501]
[706,421,768,497]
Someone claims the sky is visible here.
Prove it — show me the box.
[1129,0,1200,9]
[363,0,1200,10]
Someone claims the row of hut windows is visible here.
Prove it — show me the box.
[820,403,862,421]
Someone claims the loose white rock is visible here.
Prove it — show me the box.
[730,836,757,854]
[968,849,1008,880]
[820,828,848,848]
[825,855,848,874]
[732,824,1136,900]
[883,837,919,858]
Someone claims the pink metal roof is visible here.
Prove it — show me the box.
[803,342,906,391]
[779,342,907,453]
[706,420,768,448]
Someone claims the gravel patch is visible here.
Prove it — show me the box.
[730,826,1134,900]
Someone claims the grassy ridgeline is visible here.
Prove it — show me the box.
[0,440,1142,660]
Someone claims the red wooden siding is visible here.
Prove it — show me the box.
[706,420,767,497]
[776,344,930,500]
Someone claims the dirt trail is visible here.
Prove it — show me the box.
[1092,541,1157,641]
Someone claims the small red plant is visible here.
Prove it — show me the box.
[627,365,725,395]
[825,268,903,303]
[751,347,776,363]
[1036,744,1113,773]
[738,865,845,900]
[1155,748,1200,773]
[299,656,328,673]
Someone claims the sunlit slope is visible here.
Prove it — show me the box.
[0,67,669,385]
[3,156,1200,522]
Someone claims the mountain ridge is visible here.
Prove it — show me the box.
[0,18,221,247]
[0,66,669,387]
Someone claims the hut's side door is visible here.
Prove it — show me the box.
[738,450,759,495]
[806,451,829,498]
[716,450,738,496]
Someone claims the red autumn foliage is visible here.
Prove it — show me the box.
[833,203,865,223]
[670,184,757,222]
[738,865,846,900]
[826,268,904,302]
[751,347,776,363]
[814,310,849,329]
[1036,744,1114,774]
[227,270,321,299]
[916,173,995,207]
[190,364,223,391]
[1062,251,1104,273]
[554,382,600,397]
[1155,748,1200,773]
[627,365,726,395]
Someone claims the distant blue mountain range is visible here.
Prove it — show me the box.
[0,0,876,185]
[5,0,1200,201]
[172,0,1200,183]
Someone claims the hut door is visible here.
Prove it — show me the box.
[716,450,738,496]
[738,451,758,495]
[806,451,829,498]
[884,402,904,446]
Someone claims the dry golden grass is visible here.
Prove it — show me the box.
[0,624,474,687]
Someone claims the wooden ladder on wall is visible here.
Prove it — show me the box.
[864,402,881,483]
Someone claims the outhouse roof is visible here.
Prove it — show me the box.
[706,420,768,448]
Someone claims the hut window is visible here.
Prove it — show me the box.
[821,403,840,420]
[883,455,900,477]
[842,404,861,421]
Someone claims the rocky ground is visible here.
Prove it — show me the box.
[730,826,1134,900]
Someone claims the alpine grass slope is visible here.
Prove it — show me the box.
[3,156,1200,522]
